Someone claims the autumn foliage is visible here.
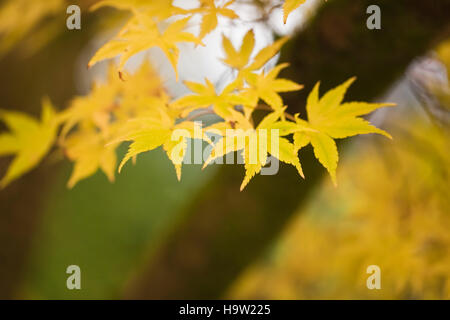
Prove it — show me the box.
[0,0,394,190]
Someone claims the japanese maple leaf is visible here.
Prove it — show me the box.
[173,78,250,120]
[221,29,255,70]
[204,109,304,190]
[221,29,289,73]
[88,16,203,80]
[294,78,395,185]
[64,127,117,188]
[0,98,58,188]
[283,0,306,24]
[191,0,239,39]
[244,63,303,110]
[114,109,206,181]
[60,81,120,139]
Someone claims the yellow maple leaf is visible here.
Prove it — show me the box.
[0,97,58,188]
[248,37,289,71]
[60,82,119,139]
[204,108,304,190]
[114,108,205,181]
[220,31,295,117]
[244,63,303,110]
[88,16,203,80]
[61,60,167,142]
[192,0,239,39]
[173,78,250,120]
[222,30,289,73]
[222,29,255,70]
[296,78,395,185]
[64,127,118,188]
[283,0,306,24]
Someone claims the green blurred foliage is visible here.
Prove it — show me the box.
[21,147,215,299]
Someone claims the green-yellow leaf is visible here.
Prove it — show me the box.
[119,129,171,172]
[310,131,338,186]
[269,137,304,178]
[316,117,392,139]
[303,78,395,184]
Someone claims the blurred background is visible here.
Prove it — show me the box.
[0,0,449,299]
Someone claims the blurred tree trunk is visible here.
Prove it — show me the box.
[124,0,450,300]
[0,3,97,298]
[120,0,450,299]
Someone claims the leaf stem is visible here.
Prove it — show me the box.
[254,104,297,122]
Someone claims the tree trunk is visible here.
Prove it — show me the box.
[0,6,99,298]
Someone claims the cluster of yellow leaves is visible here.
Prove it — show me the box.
[203,108,307,190]
[88,0,240,79]
[0,0,392,190]
[59,61,184,188]
[0,61,177,188]
[230,118,450,299]
[111,26,391,190]
[88,0,309,77]
[0,0,313,60]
